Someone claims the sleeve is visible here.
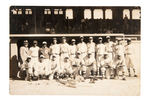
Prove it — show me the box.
[20,47,25,62]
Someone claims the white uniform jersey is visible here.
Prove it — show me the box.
[105,41,114,52]
[96,43,106,55]
[20,46,30,63]
[49,44,60,55]
[87,42,95,53]
[30,46,39,57]
[114,58,125,67]
[100,58,112,67]
[69,45,77,55]
[115,44,125,56]
[84,57,96,67]
[61,61,73,73]
[60,43,70,54]
[72,57,85,67]
[77,42,87,53]
[125,44,133,54]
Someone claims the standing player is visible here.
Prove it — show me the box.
[20,40,30,69]
[105,36,114,61]
[69,39,77,62]
[49,38,60,67]
[77,36,87,60]
[114,38,125,60]
[96,37,106,76]
[29,40,39,65]
[125,38,137,77]
[87,37,96,59]
[60,37,70,61]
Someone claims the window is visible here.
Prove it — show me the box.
[93,9,103,19]
[105,9,112,19]
[84,9,91,19]
[65,9,73,19]
[123,9,130,19]
[59,9,63,14]
[132,9,141,19]
[11,9,22,15]
[44,9,51,14]
[25,9,32,15]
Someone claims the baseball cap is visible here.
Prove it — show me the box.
[62,37,66,39]
[53,38,57,40]
[27,56,31,59]
[71,39,76,42]
[40,55,44,58]
[33,40,38,44]
[77,51,81,54]
[89,37,93,40]
[98,37,102,40]
[106,36,110,39]
[42,41,47,44]
[80,36,84,39]
[24,40,28,43]
[64,57,69,59]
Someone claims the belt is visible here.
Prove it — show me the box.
[126,53,132,55]
[71,53,75,55]
[31,56,38,58]
[61,52,68,54]
[52,53,59,55]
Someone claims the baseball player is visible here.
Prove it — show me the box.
[29,40,39,64]
[125,38,137,77]
[61,57,73,79]
[96,37,106,75]
[60,37,70,61]
[105,36,114,61]
[37,55,51,79]
[49,38,60,67]
[87,37,96,59]
[71,51,86,79]
[39,41,50,78]
[20,40,30,66]
[100,53,113,79]
[77,36,87,60]
[49,55,61,80]
[84,52,97,83]
[113,55,126,80]
[69,39,77,62]
[114,38,125,60]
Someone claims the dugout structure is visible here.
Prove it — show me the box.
[9,33,140,79]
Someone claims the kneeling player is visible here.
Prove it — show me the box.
[38,55,50,79]
[71,51,86,81]
[61,57,73,79]
[100,53,113,79]
[84,52,97,83]
[49,55,61,80]
[113,55,126,80]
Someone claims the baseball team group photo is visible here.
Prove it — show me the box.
[9,6,141,95]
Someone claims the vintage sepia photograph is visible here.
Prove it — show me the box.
[9,6,141,95]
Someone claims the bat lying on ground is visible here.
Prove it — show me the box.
[57,78,77,88]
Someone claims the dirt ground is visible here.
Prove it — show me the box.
[9,41,140,96]
[9,77,140,96]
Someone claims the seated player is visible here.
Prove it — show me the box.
[84,52,97,83]
[100,53,113,79]
[113,55,126,80]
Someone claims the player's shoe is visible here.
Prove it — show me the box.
[134,75,138,77]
